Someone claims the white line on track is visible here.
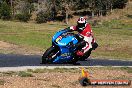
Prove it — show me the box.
[0,66,132,72]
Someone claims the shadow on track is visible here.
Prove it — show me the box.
[0,54,132,67]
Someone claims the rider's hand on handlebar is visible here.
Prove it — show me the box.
[75,34,84,41]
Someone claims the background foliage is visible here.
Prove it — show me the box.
[0,0,128,23]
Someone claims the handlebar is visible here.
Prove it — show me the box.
[61,32,75,37]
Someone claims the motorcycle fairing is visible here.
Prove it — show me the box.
[52,30,78,63]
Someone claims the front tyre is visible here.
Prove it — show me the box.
[41,46,58,64]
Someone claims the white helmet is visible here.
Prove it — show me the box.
[77,17,87,32]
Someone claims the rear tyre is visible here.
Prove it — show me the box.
[70,58,78,64]
[80,49,92,61]
[41,46,58,64]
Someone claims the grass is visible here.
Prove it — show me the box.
[0,71,33,77]
[18,71,33,77]
[27,67,132,74]
[0,18,132,60]
[0,67,131,79]
[27,68,48,73]
[27,68,79,73]
[0,79,5,85]
[51,84,61,88]
[91,19,132,60]
[0,71,17,76]
[113,75,130,80]
[120,67,132,73]
[0,20,68,50]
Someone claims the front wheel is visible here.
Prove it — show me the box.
[41,46,59,64]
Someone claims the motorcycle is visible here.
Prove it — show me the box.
[41,30,95,64]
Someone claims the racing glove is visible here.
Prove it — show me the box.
[61,27,73,33]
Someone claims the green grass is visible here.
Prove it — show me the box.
[27,67,132,74]
[0,71,17,76]
[120,67,132,73]
[27,68,78,73]
[91,19,132,60]
[0,71,33,77]
[18,71,33,77]
[0,20,68,50]
[0,19,132,60]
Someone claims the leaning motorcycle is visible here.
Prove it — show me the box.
[41,30,95,64]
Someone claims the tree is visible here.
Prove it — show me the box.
[15,0,33,22]
[89,0,96,17]
[113,0,128,9]
[36,10,53,23]
[95,0,103,16]
[0,1,11,20]
[58,0,75,24]
[43,0,75,24]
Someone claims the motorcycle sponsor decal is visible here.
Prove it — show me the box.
[56,36,62,42]
[58,42,66,45]
[61,53,71,56]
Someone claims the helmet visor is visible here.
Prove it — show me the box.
[77,23,85,29]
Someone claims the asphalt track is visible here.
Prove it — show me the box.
[0,54,132,67]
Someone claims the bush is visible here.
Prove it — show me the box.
[15,13,31,22]
[0,1,11,20]
[14,1,34,22]
[36,10,53,23]
[18,71,33,77]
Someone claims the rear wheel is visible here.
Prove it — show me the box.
[41,46,59,64]
[70,57,78,64]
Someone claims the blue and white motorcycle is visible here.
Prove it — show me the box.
[41,29,94,64]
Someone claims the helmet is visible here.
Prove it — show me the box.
[77,17,87,32]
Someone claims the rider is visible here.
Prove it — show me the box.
[63,17,98,56]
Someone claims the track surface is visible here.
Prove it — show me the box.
[0,54,132,67]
